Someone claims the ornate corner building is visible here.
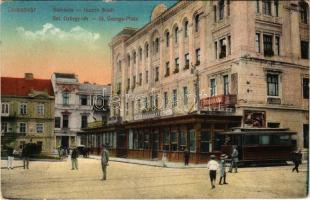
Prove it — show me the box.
[109,0,309,157]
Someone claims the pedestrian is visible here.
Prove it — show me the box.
[292,149,302,173]
[184,148,190,166]
[21,144,30,169]
[207,154,219,189]
[229,145,238,173]
[219,154,228,185]
[6,147,14,169]
[101,144,109,181]
[71,147,78,170]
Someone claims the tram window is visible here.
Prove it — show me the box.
[163,128,170,151]
[171,131,178,151]
[259,135,270,145]
[201,131,211,153]
[279,135,290,144]
[244,135,259,145]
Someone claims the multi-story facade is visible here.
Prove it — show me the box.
[51,73,111,149]
[110,0,309,159]
[1,73,55,154]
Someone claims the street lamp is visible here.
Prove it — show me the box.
[191,63,200,114]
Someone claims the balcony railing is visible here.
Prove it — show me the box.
[200,94,237,109]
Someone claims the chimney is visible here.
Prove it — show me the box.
[25,73,34,80]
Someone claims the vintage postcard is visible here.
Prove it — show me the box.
[0,0,308,199]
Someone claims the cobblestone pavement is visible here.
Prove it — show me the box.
[1,158,308,199]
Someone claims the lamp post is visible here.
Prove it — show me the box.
[191,63,200,114]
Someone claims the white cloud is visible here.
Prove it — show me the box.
[16,23,100,45]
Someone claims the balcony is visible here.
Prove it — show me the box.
[200,94,237,110]
[267,97,281,105]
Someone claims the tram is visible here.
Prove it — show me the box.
[215,128,297,163]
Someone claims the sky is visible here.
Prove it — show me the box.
[0,0,177,84]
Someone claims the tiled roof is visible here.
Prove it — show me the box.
[1,77,54,97]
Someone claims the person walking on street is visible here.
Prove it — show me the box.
[101,144,109,181]
[184,148,190,166]
[207,155,219,189]
[22,144,30,169]
[292,149,302,173]
[229,146,238,173]
[219,154,228,185]
[71,147,78,170]
[6,147,15,169]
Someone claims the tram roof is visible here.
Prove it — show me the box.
[218,127,296,135]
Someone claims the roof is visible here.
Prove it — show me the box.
[54,73,76,79]
[1,77,54,97]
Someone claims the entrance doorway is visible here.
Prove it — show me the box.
[61,136,69,149]
[116,132,127,157]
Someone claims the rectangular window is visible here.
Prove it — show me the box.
[1,103,9,115]
[228,35,231,55]
[133,76,136,89]
[267,74,279,96]
[145,71,149,83]
[144,97,148,109]
[19,122,27,133]
[304,124,309,148]
[164,92,168,108]
[80,95,88,106]
[146,44,149,58]
[219,0,225,20]
[37,104,44,116]
[263,34,273,56]
[20,103,27,115]
[183,87,188,105]
[163,128,170,151]
[155,67,159,82]
[173,89,177,107]
[200,130,211,153]
[184,53,190,69]
[259,135,270,145]
[223,75,229,95]
[215,41,218,59]
[63,92,69,105]
[1,122,8,132]
[303,78,309,99]
[179,130,187,150]
[165,62,170,77]
[301,41,309,59]
[256,0,260,13]
[214,6,217,22]
[219,38,226,58]
[63,115,69,128]
[263,0,272,16]
[55,117,61,128]
[139,73,142,85]
[170,130,178,151]
[267,122,280,128]
[275,36,280,56]
[256,33,261,53]
[274,0,279,17]
[81,115,88,128]
[196,48,201,65]
[174,58,179,73]
[36,123,44,133]
[137,99,141,111]
[127,78,130,91]
[300,3,308,24]
[189,129,196,152]
[210,79,216,97]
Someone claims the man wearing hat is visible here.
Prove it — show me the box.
[219,154,228,185]
[207,155,219,189]
[101,144,109,181]
[229,145,238,173]
[71,146,79,170]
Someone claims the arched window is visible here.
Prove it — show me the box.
[166,32,170,47]
[184,21,189,37]
[133,51,136,64]
[127,55,131,67]
[139,48,142,61]
[145,44,149,58]
[195,14,200,32]
[300,1,308,24]
[174,26,179,44]
[155,38,159,53]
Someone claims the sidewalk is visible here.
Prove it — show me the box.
[89,155,208,168]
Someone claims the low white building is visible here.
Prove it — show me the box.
[51,73,111,149]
